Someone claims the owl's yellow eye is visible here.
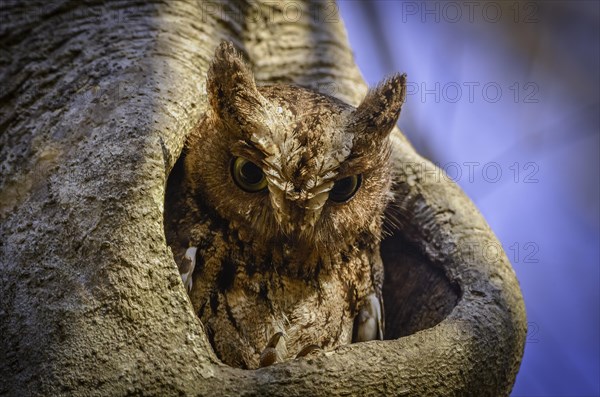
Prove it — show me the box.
[330,174,362,203]
[231,157,268,192]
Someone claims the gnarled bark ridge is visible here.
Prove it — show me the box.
[0,1,526,396]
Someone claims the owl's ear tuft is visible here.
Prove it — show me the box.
[206,41,265,129]
[350,73,407,144]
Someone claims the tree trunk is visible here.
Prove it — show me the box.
[0,1,526,396]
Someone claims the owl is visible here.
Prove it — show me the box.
[166,42,407,369]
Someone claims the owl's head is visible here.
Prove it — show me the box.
[186,42,406,256]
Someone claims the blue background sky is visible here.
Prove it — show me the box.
[338,1,599,396]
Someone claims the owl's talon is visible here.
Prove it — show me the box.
[180,246,198,292]
[295,344,321,359]
[259,332,284,367]
[352,293,384,342]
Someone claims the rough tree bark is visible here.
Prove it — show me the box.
[0,1,526,396]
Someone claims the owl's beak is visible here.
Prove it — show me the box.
[269,180,330,241]
[271,199,322,241]
[275,205,320,239]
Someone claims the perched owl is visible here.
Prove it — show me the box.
[166,42,407,369]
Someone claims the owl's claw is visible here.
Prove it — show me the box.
[259,332,284,367]
[295,344,321,359]
[180,246,198,293]
[352,293,384,342]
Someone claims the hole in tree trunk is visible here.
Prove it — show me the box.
[164,151,460,352]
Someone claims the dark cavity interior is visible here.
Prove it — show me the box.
[381,233,460,339]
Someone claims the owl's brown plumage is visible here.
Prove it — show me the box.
[166,42,407,369]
